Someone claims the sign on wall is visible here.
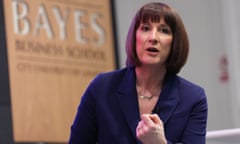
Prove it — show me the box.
[3,0,116,142]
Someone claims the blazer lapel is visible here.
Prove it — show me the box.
[116,67,141,142]
[116,68,179,143]
[154,74,179,124]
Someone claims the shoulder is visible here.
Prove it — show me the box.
[89,67,132,88]
[94,67,128,82]
[176,75,204,92]
[173,75,207,102]
[169,75,208,117]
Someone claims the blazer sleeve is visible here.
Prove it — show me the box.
[180,89,208,144]
[69,79,98,144]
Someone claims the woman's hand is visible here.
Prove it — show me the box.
[136,114,167,144]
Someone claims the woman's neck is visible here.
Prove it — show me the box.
[135,65,166,95]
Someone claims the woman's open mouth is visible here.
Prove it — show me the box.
[146,47,159,52]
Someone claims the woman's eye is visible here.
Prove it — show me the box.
[159,27,171,34]
[141,25,150,31]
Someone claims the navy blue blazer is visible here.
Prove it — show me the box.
[69,67,208,144]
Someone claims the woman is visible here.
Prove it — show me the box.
[69,2,208,144]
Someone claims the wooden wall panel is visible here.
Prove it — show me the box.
[3,0,116,142]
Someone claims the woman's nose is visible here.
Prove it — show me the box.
[149,38,158,44]
[149,29,159,44]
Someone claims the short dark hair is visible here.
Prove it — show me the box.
[125,2,189,74]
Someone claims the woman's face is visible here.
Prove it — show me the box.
[136,18,173,67]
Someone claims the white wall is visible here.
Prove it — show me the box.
[221,0,240,129]
[114,0,240,133]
